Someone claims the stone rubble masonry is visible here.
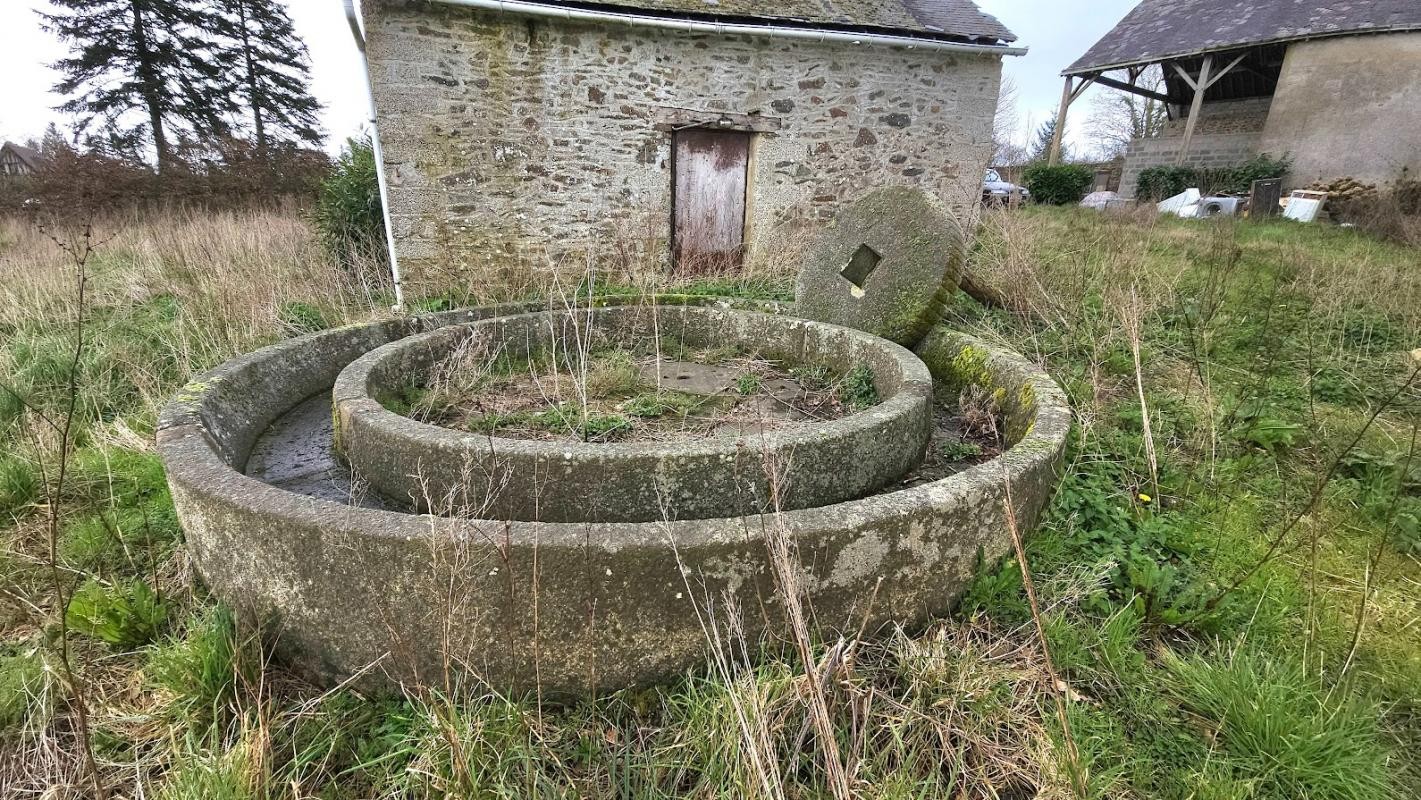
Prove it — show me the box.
[365,2,1002,294]
[1160,97,1272,138]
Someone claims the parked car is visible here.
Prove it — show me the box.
[982,169,1029,205]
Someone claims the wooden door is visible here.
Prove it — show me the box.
[673,129,750,274]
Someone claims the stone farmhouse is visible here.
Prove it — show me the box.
[360,0,1019,289]
[1053,0,1421,196]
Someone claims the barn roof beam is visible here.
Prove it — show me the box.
[1169,50,1247,165]
[1090,73,1170,104]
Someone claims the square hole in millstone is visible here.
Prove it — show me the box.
[840,243,882,291]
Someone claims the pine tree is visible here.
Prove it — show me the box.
[215,0,322,155]
[39,123,75,160]
[41,0,232,170]
[1029,119,1066,163]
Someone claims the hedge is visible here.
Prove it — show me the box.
[1022,164,1094,205]
[1136,154,1291,201]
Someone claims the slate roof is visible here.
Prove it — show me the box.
[0,142,41,169]
[1065,0,1421,74]
[538,0,1017,44]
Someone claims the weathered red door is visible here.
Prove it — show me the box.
[673,129,750,274]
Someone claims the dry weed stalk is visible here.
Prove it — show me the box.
[1120,286,1161,499]
[756,445,852,800]
[8,218,107,799]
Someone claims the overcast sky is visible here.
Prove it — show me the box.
[0,0,1137,155]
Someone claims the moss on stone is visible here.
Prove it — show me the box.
[172,379,218,408]
[944,345,992,392]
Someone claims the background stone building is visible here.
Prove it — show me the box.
[363,0,1018,292]
[1054,0,1421,197]
[0,142,40,178]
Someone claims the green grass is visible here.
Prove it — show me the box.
[1163,647,1390,800]
[838,364,880,410]
[2,206,1419,796]
[148,606,261,727]
[0,649,44,733]
[734,370,761,396]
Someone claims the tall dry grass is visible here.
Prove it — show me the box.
[4,202,1415,798]
[0,206,389,364]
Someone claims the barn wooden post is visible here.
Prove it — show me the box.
[1048,77,1073,165]
[1174,54,1213,165]
[1048,75,1097,165]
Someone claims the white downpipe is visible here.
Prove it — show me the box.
[344,0,405,312]
[431,0,1027,56]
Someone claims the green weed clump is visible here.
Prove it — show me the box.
[0,455,39,517]
[838,364,878,410]
[585,350,642,398]
[65,578,170,648]
[277,300,329,335]
[1165,648,1390,800]
[0,649,44,732]
[623,389,700,419]
[734,371,761,396]
[148,606,261,728]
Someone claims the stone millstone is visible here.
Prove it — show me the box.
[795,186,964,347]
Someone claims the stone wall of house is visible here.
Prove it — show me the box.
[1259,32,1421,188]
[365,3,1002,295]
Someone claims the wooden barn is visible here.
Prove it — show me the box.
[1052,0,1421,195]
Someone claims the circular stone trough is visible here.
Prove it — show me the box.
[333,304,934,522]
[156,297,1069,695]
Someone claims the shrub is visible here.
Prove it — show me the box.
[1136,165,1195,201]
[1196,153,1292,195]
[1222,153,1292,193]
[1022,164,1094,205]
[0,138,330,217]
[312,136,388,271]
[1136,154,1291,200]
[65,578,170,648]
